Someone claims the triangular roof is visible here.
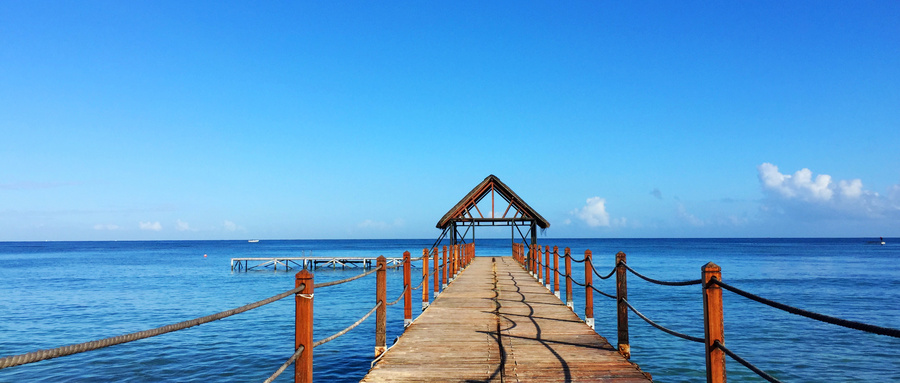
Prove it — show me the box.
[436,174,550,229]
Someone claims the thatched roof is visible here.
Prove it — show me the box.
[436,174,550,229]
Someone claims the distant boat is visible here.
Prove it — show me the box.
[881,237,885,246]
[248,240,259,243]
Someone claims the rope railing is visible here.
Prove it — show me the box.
[385,288,407,306]
[620,262,702,286]
[590,284,617,300]
[263,345,305,383]
[313,302,381,348]
[713,341,782,383]
[709,278,900,338]
[0,284,306,370]
[622,298,703,343]
[314,265,382,288]
[590,261,617,280]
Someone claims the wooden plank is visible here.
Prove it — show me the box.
[361,257,652,382]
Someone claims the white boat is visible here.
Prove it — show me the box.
[248,239,259,243]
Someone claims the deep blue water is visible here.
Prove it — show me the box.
[1,238,898,382]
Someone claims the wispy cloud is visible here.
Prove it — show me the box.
[223,220,242,232]
[139,221,162,231]
[358,218,405,230]
[176,219,194,232]
[93,224,121,231]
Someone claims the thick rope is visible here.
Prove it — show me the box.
[590,284,617,300]
[385,288,407,306]
[623,298,704,343]
[263,345,304,383]
[570,255,587,263]
[709,278,900,338]
[411,275,426,291]
[313,302,381,348]
[0,284,306,370]
[713,341,782,383]
[621,263,702,286]
[591,262,617,280]
[314,265,381,289]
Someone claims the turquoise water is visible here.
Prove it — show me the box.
[1,239,898,382]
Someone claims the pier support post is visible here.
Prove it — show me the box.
[616,252,630,359]
[702,262,725,383]
[553,246,560,298]
[584,250,594,329]
[545,245,551,290]
[375,256,387,357]
[433,248,439,299]
[442,246,448,289]
[422,248,429,311]
[295,269,314,383]
[403,251,412,327]
[537,245,543,284]
[565,247,573,310]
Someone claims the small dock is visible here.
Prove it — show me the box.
[230,256,405,271]
[362,256,652,382]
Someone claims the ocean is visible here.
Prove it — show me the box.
[1,238,898,382]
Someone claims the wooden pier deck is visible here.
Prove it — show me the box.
[362,256,652,382]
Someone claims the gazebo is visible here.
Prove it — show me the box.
[433,175,549,249]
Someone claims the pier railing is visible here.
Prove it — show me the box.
[514,242,900,383]
[0,243,476,383]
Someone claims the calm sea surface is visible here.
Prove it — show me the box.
[1,238,898,382]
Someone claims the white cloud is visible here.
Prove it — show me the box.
[176,220,194,232]
[757,163,899,219]
[224,220,238,232]
[93,224,120,231]
[576,197,611,227]
[139,221,162,231]
[758,163,833,202]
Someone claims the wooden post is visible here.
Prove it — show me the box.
[553,246,560,299]
[544,245,551,290]
[295,269,314,383]
[375,255,387,357]
[537,245,543,284]
[433,248,439,298]
[584,249,594,329]
[702,262,725,383]
[442,246,448,289]
[422,248,429,311]
[565,247,573,310]
[616,252,630,359]
[403,251,412,327]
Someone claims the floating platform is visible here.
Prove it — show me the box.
[230,256,405,272]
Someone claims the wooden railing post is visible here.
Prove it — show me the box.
[703,262,726,383]
[432,248,439,298]
[528,244,534,276]
[375,255,387,357]
[544,245,551,290]
[616,252,630,359]
[442,246,448,289]
[403,251,412,327]
[565,247,573,310]
[295,269,314,383]
[584,249,594,329]
[537,245,543,284]
[553,246,560,299]
[422,249,429,311]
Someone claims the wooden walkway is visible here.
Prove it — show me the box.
[362,257,652,382]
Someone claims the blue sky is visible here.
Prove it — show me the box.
[1,1,898,241]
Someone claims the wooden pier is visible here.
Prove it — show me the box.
[230,257,404,272]
[362,256,652,382]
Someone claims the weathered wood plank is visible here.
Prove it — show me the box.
[361,256,652,382]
